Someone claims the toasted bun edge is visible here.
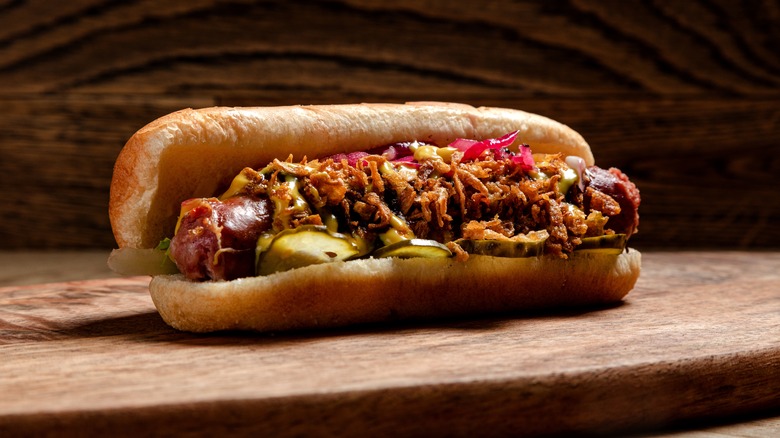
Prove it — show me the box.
[148,249,640,333]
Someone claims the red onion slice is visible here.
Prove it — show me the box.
[459,130,519,161]
[511,144,536,172]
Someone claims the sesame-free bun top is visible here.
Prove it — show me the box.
[109,102,593,249]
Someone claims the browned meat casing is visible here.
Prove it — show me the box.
[584,167,641,236]
[169,196,272,280]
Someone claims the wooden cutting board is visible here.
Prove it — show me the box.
[1,252,778,437]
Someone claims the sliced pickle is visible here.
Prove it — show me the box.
[346,233,373,259]
[372,239,452,259]
[256,225,360,275]
[455,238,546,258]
[575,234,628,254]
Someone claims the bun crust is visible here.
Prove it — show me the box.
[150,249,640,333]
[110,102,593,249]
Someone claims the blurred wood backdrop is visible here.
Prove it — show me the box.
[0,0,778,250]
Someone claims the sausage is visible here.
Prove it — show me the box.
[169,195,272,281]
[584,166,641,236]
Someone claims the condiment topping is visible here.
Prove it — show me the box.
[167,132,641,280]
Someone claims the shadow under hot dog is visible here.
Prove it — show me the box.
[53,300,626,347]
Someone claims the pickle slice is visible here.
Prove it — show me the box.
[575,233,628,254]
[372,239,452,259]
[256,225,360,275]
[454,238,546,258]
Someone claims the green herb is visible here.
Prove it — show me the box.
[155,237,171,251]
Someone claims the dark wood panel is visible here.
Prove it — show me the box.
[0,0,777,95]
[0,95,214,249]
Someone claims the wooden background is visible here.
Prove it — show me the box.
[1,0,778,250]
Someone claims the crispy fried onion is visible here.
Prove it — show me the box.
[232,153,621,258]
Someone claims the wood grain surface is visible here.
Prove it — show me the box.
[1,252,779,437]
[0,250,117,286]
[0,1,778,249]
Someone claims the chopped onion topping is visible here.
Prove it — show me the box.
[449,138,478,151]
[327,151,370,167]
[345,151,369,167]
[512,144,536,172]
[328,131,536,172]
[449,130,535,171]
[565,155,586,191]
[392,155,420,167]
[457,130,520,161]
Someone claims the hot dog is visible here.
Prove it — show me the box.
[108,102,641,332]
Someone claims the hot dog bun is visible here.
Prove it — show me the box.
[110,102,593,249]
[109,102,639,333]
[150,250,640,333]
